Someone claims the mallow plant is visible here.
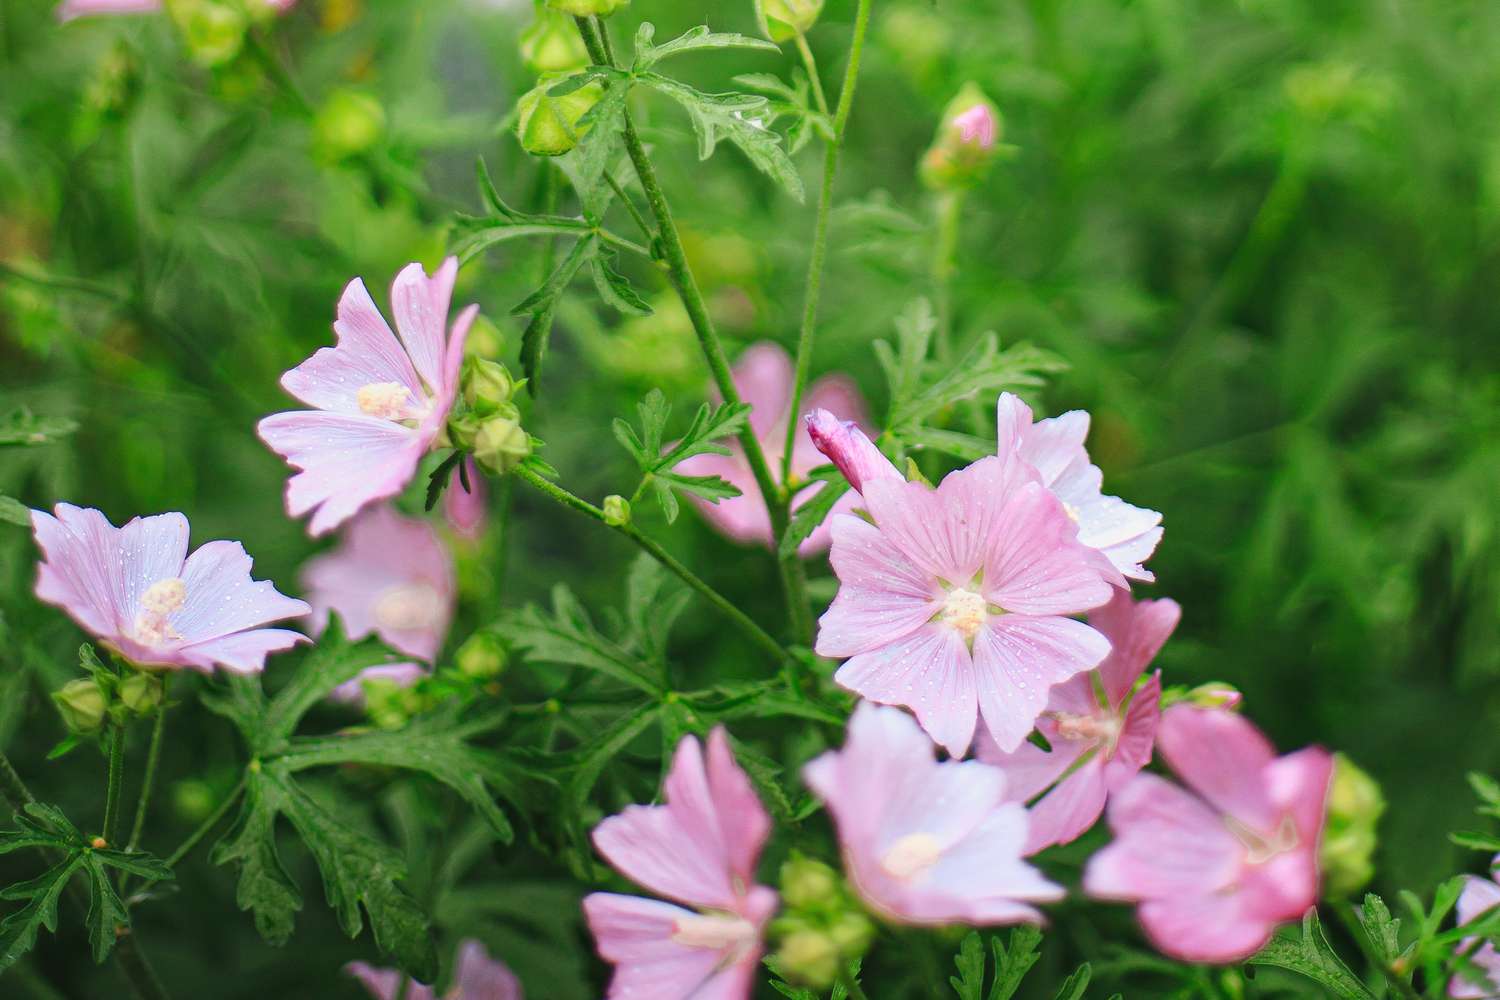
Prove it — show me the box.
[1,1,1497,998]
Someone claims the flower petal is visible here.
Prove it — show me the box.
[175,628,307,675]
[805,409,900,495]
[1156,706,1280,833]
[1089,590,1180,707]
[280,277,425,415]
[116,512,190,620]
[32,504,130,638]
[705,728,772,890]
[1136,891,1276,964]
[730,342,794,439]
[834,625,978,757]
[175,540,310,644]
[1022,755,1109,853]
[982,482,1112,615]
[816,514,942,658]
[582,893,741,1000]
[972,616,1110,753]
[345,961,438,1000]
[389,258,458,393]
[1110,671,1161,777]
[452,939,524,1000]
[1083,772,1241,900]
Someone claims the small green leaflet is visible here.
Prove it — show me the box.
[0,495,29,527]
[632,23,780,72]
[778,465,850,558]
[497,584,663,696]
[613,389,751,524]
[734,70,833,154]
[517,233,599,394]
[1356,893,1407,965]
[0,408,77,447]
[1052,963,1092,1000]
[1247,907,1377,1000]
[950,926,1042,1000]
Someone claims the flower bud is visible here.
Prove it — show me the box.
[521,7,590,75]
[473,416,532,475]
[780,853,839,911]
[312,88,387,163]
[1320,753,1385,898]
[919,83,1004,192]
[463,357,517,415]
[516,75,605,157]
[545,0,628,19]
[756,0,823,42]
[165,0,248,69]
[118,672,164,716]
[464,313,505,360]
[602,494,631,527]
[53,678,107,735]
[456,632,506,680]
[826,912,874,957]
[775,928,839,989]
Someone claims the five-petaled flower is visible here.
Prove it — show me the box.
[259,258,477,537]
[30,503,308,674]
[1083,705,1333,963]
[584,728,777,1000]
[805,702,1064,925]
[978,590,1178,854]
[347,938,522,1000]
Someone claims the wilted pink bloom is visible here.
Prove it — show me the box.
[259,258,477,537]
[1084,706,1333,963]
[995,393,1162,582]
[673,342,872,555]
[347,938,522,1000]
[953,105,999,149]
[443,458,487,539]
[1449,857,1500,998]
[31,504,308,674]
[300,505,454,702]
[805,702,1063,924]
[584,728,777,1000]
[57,0,294,18]
[978,590,1179,853]
[814,448,1114,756]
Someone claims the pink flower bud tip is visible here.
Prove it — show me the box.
[953,104,999,149]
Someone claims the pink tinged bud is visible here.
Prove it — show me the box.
[953,104,999,150]
[804,408,899,494]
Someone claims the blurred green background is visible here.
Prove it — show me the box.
[1,0,1497,995]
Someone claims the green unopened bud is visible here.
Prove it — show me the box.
[1186,682,1243,710]
[53,679,107,735]
[521,8,590,74]
[920,83,1003,192]
[546,0,628,16]
[602,495,631,527]
[456,632,506,680]
[826,912,874,957]
[173,779,217,823]
[473,416,532,475]
[464,314,505,360]
[166,0,248,68]
[363,678,422,731]
[313,88,386,163]
[464,357,517,415]
[776,929,839,989]
[1321,753,1385,898]
[516,75,605,157]
[756,0,823,41]
[780,853,839,911]
[118,672,164,716]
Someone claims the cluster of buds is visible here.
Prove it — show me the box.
[770,854,874,988]
[919,83,1005,192]
[520,4,589,74]
[449,357,532,475]
[53,649,165,736]
[755,0,823,42]
[516,74,605,157]
[1320,753,1385,897]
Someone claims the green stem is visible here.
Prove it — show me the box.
[0,261,123,301]
[125,678,170,855]
[838,966,871,1000]
[102,722,127,846]
[114,932,171,1000]
[793,33,830,117]
[162,776,245,871]
[516,466,789,666]
[604,170,656,244]
[595,228,656,260]
[0,747,37,813]
[931,189,964,364]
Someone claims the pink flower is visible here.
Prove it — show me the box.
[814,448,1115,757]
[300,505,454,702]
[347,938,522,1000]
[673,342,872,555]
[953,105,999,149]
[1083,705,1333,963]
[1450,857,1500,998]
[804,409,898,495]
[259,258,477,537]
[978,590,1179,853]
[584,728,777,1000]
[804,703,1063,924]
[30,504,309,674]
[995,393,1162,582]
[443,458,487,539]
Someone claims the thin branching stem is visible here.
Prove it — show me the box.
[126,677,170,855]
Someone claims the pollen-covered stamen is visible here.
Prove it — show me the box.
[1052,711,1123,754]
[670,914,757,955]
[356,381,420,421]
[134,577,186,645]
[880,832,943,882]
[372,582,445,633]
[938,588,989,641]
[1224,814,1300,865]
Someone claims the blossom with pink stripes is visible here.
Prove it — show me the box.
[1084,706,1333,963]
[805,703,1063,925]
[584,728,776,1000]
[259,258,476,537]
[347,938,521,1000]
[30,504,308,674]
[978,590,1178,853]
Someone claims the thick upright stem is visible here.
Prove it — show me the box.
[102,722,126,846]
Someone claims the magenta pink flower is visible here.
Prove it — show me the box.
[259,258,477,537]
[347,938,522,1000]
[30,504,308,674]
[584,728,777,1000]
[1083,705,1333,963]
[443,458,487,539]
[300,505,454,702]
[953,105,999,149]
[978,589,1179,854]
[674,342,872,555]
[995,393,1162,582]
[1450,857,1500,998]
[805,703,1063,924]
[814,448,1115,756]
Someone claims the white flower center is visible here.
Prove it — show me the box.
[356,381,418,421]
[938,588,989,640]
[670,914,757,953]
[880,833,943,882]
[373,583,445,634]
[1225,814,1300,865]
[134,577,186,645]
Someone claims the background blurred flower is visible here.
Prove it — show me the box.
[1449,857,1500,999]
[347,938,522,1000]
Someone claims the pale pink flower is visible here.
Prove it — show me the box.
[953,105,999,149]
[674,342,872,555]
[347,938,522,1000]
[30,504,308,674]
[978,590,1179,853]
[1449,857,1500,999]
[259,258,477,537]
[1084,705,1333,963]
[814,447,1115,757]
[300,505,454,702]
[805,702,1063,925]
[443,458,487,539]
[57,0,294,18]
[584,728,777,1000]
[995,393,1162,582]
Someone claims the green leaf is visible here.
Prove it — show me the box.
[0,408,77,447]
[1357,894,1403,963]
[616,392,751,522]
[874,299,936,410]
[1451,830,1500,852]
[1468,771,1500,807]
[564,77,632,217]
[81,854,129,963]
[1053,964,1091,1000]
[622,554,691,665]
[425,450,464,512]
[0,495,29,527]
[633,23,780,72]
[590,248,653,316]
[1247,907,1377,1000]
[778,466,849,558]
[991,925,1043,1000]
[902,426,995,462]
[449,214,590,267]
[497,586,662,695]
[890,333,1066,430]
[517,233,599,392]
[211,771,303,946]
[566,702,661,819]
[263,616,408,744]
[950,931,987,1000]
[0,855,83,972]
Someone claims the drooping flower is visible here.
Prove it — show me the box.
[584,728,777,1000]
[811,437,1115,756]
[1449,857,1500,999]
[347,938,522,1000]
[259,258,477,537]
[443,458,488,539]
[995,392,1163,582]
[30,504,309,674]
[1083,705,1333,963]
[57,0,295,20]
[300,505,454,702]
[674,342,872,555]
[804,702,1063,925]
[978,590,1179,853]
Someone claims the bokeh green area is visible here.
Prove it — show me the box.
[1,0,1497,996]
